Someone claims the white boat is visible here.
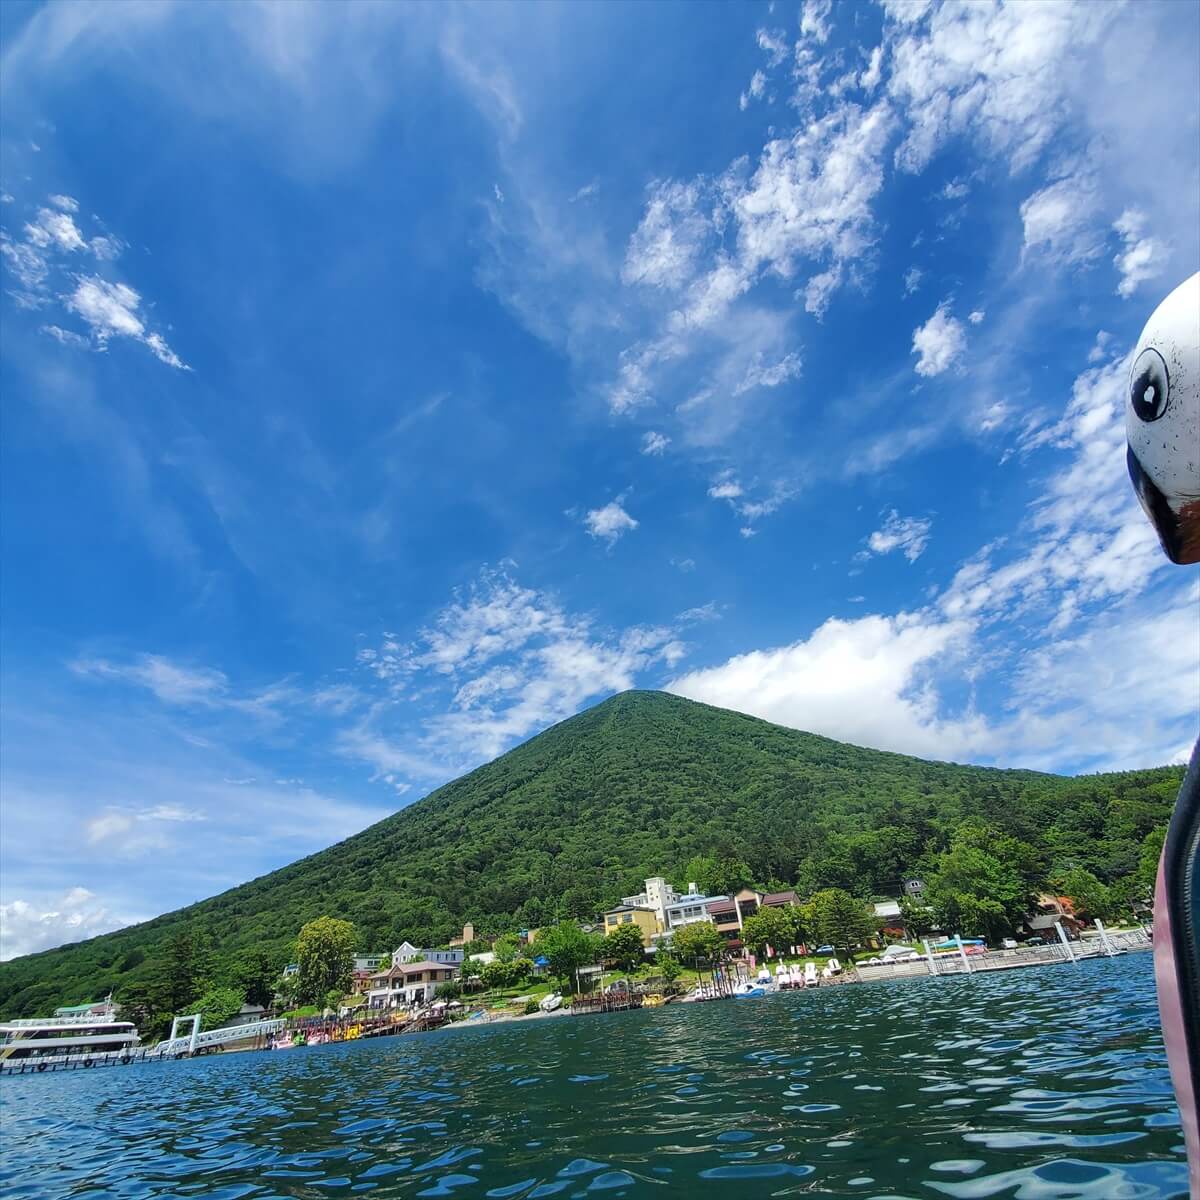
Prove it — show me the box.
[0,999,140,1070]
[789,965,804,988]
[732,981,769,998]
[538,992,562,1012]
[803,963,819,987]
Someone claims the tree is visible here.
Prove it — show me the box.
[741,907,791,958]
[295,917,356,1004]
[603,923,647,974]
[808,889,874,957]
[561,884,600,922]
[190,986,245,1028]
[656,951,682,988]
[533,923,600,991]
[492,934,522,963]
[670,921,724,965]
[224,949,278,1008]
[899,895,936,937]
[151,929,213,1014]
[324,988,344,1014]
[922,838,1026,942]
[1055,867,1112,922]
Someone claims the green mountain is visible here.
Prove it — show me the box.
[0,690,1181,1017]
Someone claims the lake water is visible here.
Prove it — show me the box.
[1,954,1189,1199]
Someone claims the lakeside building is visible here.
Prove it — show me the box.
[618,877,728,931]
[391,942,464,969]
[707,888,799,951]
[366,960,459,1009]
[1026,894,1082,938]
[54,998,119,1020]
[602,904,662,947]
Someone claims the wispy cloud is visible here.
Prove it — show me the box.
[1,191,187,367]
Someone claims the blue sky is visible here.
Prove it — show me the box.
[2,0,1197,959]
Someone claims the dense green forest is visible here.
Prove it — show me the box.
[0,691,1181,1019]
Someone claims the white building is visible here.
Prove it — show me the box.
[391,942,464,968]
[621,876,726,931]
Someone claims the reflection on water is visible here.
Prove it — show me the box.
[0,954,1187,1198]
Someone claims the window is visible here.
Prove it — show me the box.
[623,914,633,924]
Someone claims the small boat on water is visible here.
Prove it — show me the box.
[732,981,769,998]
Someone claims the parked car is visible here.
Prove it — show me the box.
[1001,938,1018,949]
[1025,936,1046,946]
[814,945,835,955]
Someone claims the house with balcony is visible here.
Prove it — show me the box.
[366,959,460,1009]
[706,888,799,953]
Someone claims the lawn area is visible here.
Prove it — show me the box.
[471,978,559,1012]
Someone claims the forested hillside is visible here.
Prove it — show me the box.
[0,690,1181,1017]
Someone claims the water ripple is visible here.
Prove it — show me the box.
[0,954,1186,1198]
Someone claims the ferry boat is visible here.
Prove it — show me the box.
[0,998,141,1070]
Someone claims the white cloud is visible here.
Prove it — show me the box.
[24,207,87,252]
[911,301,966,377]
[0,192,182,366]
[887,1,1116,173]
[670,557,696,572]
[1,233,49,294]
[1020,177,1104,266]
[903,265,923,296]
[940,179,969,200]
[41,323,88,347]
[740,69,768,111]
[355,569,686,765]
[0,887,144,961]
[678,602,721,623]
[668,340,1192,771]
[493,183,505,203]
[860,44,884,92]
[65,276,190,368]
[733,101,893,297]
[968,309,984,325]
[641,430,670,456]
[756,28,789,68]
[800,0,833,44]
[1112,209,1168,299]
[584,499,638,544]
[71,654,228,705]
[670,611,984,761]
[622,180,711,291]
[707,478,744,501]
[86,803,206,845]
[865,509,932,561]
[734,351,801,394]
[89,234,123,261]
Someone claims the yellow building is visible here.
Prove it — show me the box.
[602,904,663,947]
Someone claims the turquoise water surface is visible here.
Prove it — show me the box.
[0,953,1188,1198]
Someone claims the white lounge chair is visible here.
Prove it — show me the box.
[789,965,803,988]
[803,962,819,987]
